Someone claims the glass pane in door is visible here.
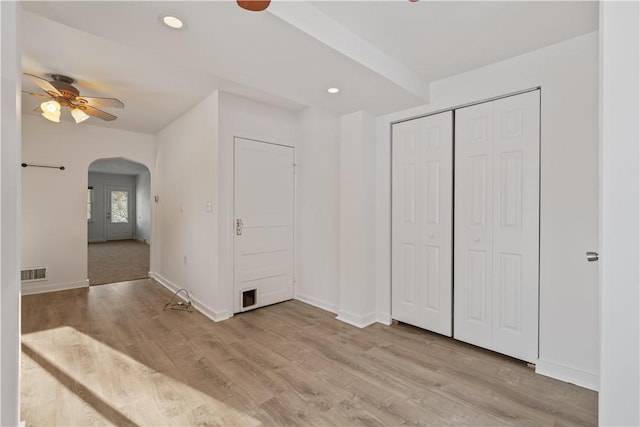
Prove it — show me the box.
[110,190,129,223]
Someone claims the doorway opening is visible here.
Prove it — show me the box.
[87,157,151,286]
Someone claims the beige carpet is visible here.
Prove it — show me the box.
[88,240,150,285]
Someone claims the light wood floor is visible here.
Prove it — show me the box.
[21,279,597,426]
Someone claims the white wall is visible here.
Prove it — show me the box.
[153,90,299,320]
[376,32,600,389]
[153,91,219,318]
[338,111,377,327]
[136,171,151,243]
[88,172,137,242]
[0,1,21,424]
[295,108,341,313]
[599,2,640,425]
[21,116,155,294]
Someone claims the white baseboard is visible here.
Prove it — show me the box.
[21,279,89,295]
[536,358,599,391]
[294,292,339,314]
[376,312,392,325]
[336,309,377,329]
[149,272,232,322]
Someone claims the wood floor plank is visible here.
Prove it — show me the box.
[21,279,597,426]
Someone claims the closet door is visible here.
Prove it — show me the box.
[454,90,540,363]
[392,111,453,336]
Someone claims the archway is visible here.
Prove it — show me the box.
[87,157,151,285]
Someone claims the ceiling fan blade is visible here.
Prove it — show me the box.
[81,105,117,121]
[75,96,124,109]
[23,73,63,97]
[22,90,50,99]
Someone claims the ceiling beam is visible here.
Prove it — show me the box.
[268,2,429,102]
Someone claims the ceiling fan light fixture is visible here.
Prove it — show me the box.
[41,109,60,123]
[71,107,91,124]
[162,15,184,29]
[40,100,61,114]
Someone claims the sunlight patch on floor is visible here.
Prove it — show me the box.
[21,326,261,426]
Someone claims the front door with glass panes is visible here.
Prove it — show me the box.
[105,184,134,240]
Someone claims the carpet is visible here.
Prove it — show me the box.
[88,240,150,285]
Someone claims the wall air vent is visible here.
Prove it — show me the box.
[21,267,47,282]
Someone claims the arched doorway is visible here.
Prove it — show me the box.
[87,157,151,286]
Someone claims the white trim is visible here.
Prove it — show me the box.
[336,309,377,329]
[149,272,232,322]
[294,293,339,314]
[536,359,599,391]
[21,279,88,295]
[376,312,392,326]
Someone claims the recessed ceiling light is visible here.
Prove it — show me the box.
[327,87,340,94]
[162,15,184,29]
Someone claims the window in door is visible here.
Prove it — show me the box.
[110,190,129,223]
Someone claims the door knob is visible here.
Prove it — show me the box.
[236,218,243,236]
[586,251,599,262]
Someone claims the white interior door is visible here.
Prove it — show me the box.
[105,184,134,241]
[454,90,540,363]
[234,138,294,313]
[392,111,453,336]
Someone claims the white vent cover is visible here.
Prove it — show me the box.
[21,267,47,282]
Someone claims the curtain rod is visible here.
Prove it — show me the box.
[21,163,65,171]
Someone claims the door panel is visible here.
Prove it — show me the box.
[234,138,294,313]
[454,101,494,347]
[105,184,134,240]
[392,111,453,336]
[454,90,539,363]
[491,91,540,361]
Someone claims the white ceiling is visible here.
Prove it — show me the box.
[20,1,598,135]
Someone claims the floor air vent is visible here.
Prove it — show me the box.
[21,267,47,282]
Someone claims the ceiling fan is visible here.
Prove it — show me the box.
[22,73,124,124]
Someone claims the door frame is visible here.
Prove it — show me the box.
[231,136,296,313]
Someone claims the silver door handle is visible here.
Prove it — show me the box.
[586,251,599,262]
[236,218,243,236]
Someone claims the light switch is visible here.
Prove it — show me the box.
[206,201,213,213]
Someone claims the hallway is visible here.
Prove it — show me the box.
[88,240,149,285]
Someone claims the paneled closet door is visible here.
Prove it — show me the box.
[454,90,540,363]
[392,111,453,336]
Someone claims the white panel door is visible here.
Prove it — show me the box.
[454,90,540,363]
[106,184,134,241]
[234,138,294,313]
[392,111,453,336]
